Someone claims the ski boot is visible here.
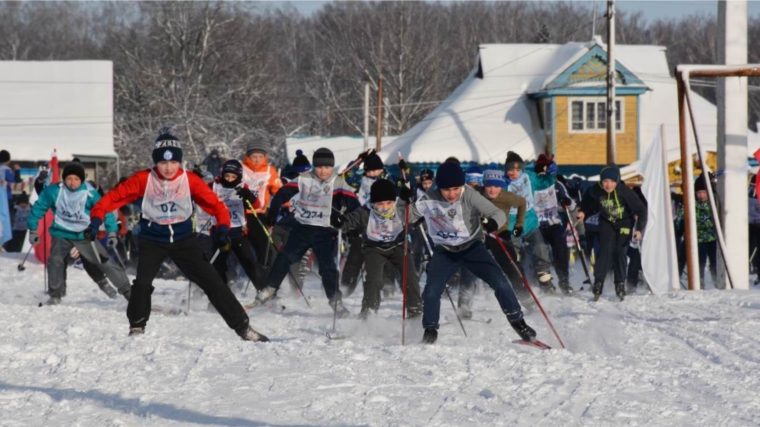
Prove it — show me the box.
[96,280,118,299]
[615,282,626,301]
[537,272,556,294]
[236,326,270,342]
[510,319,537,342]
[329,298,351,319]
[358,308,371,321]
[626,280,638,296]
[458,306,473,320]
[422,328,438,344]
[407,306,423,320]
[252,286,277,307]
[45,296,62,306]
[128,326,145,336]
[558,278,575,296]
[592,281,603,301]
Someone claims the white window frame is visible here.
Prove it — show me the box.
[568,97,624,134]
[543,99,552,134]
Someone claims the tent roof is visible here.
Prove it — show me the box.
[374,39,760,167]
[285,135,397,172]
[0,61,115,162]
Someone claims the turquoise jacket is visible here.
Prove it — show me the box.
[506,169,556,235]
[27,182,117,240]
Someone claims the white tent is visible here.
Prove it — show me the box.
[375,38,760,166]
[286,135,397,171]
[0,61,114,162]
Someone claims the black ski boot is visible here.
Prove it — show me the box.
[592,281,603,301]
[422,328,438,344]
[46,296,61,306]
[237,326,270,342]
[128,326,145,336]
[538,273,557,294]
[97,280,118,299]
[510,319,537,342]
[329,298,351,319]
[615,282,626,301]
[358,308,370,321]
[558,278,575,296]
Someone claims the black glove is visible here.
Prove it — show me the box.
[264,210,278,227]
[399,186,412,203]
[356,149,375,162]
[106,232,118,249]
[235,186,256,201]
[215,225,231,252]
[559,196,572,208]
[399,159,408,172]
[482,217,499,233]
[512,226,524,238]
[331,213,346,229]
[85,218,102,241]
[36,170,48,182]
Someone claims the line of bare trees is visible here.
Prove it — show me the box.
[0,1,756,185]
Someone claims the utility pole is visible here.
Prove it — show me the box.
[363,82,370,151]
[376,77,384,152]
[606,0,616,164]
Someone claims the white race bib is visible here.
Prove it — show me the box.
[508,173,534,216]
[142,170,193,225]
[416,199,472,246]
[366,208,403,242]
[357,176,376,207]
[195,204,214,235]
[213,183,246,229]
[243,166,269,209]
[290,175,335,227]
[54,186,90,232]
[533,186,559,225]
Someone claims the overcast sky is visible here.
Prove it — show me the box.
[280,1,760,21]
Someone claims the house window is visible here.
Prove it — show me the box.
[568,97,624,133]
[543,100,553,133]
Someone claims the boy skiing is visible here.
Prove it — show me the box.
[409,161,536,344]
[332,179,421,319]
[254,148,360,315]
[6,192,30,252]
[89,128,268,341]
[27,161,131,305]
[576,165,647,301]
[209,159,267,291]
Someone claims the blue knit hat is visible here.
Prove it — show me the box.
[599,164,620,182]
[436,162,465,189]
[465,166,484,186]
[483,163,506,187]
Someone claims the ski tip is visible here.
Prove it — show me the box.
[512,339,552,350]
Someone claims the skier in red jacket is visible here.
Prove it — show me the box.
[89,128,268,341]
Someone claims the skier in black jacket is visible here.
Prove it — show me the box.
[577,165,647,301]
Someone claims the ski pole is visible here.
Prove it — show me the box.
[186,282,192,314]
[339,149,373,176]
[332,228,342,334]
[110,245,126,270]
[90,240,102,265]
[43,216,47,293]
[563,205,592,285]
[246,200,311,308]
[17,245,34,272]
[402,202,410,346]
[209,249,221,264]
[489,233,566,349]
[444,285,467,337]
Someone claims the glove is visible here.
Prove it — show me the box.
[512,226,524,238]
[106,232,118,249]
[331,213,346,229]
[399,159,408,173]
[28,231,40,245]
[546,161,558,175]
[192,164,204,178]
[36,170,48,182]
[265,210,278,227]
[559,196,573,208]
[356,149,375,162]
[235,186,256,201]
[85,218,102,241]
[482,217,499,233]
[399,186,412,203]
[215,225,231,252]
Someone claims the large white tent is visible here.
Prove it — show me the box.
[372,38,760,166]
[286,135,397,172]
[0,61,114,162]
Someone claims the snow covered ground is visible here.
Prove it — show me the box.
[2,252,760,427]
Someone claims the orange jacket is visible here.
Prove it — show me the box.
[242,157,282,214]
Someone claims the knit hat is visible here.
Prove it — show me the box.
[152,127,182,164]
[419,168,434,183]
[0,150,10,163]
[210,149,219,156]
[599,164,620,182]
[370,179,397,203]
[17,192,29,205]
[535,154,553,173]
[222,159,243,178]
[694,174,708,192]
[364,152,384,172]
[505,151,524,172]
[292,149,311,172]
[63,161,86,183]
[313,148,335,167]
[465,166,484,186]
[444,156,461,165]
[483,163,506,187]
[201,170,215,183]
[435,161,465,189]
[246,140,269,157]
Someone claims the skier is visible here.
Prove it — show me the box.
[412,168,435,274]
[6,191,30,252]
[89,128,268,341]
[456,165,486,319]
[690,175,719,289]
[576,164,647,300]
[416,168,435,200]
[254,147,360,316]
[409,161,536,344]
[503,151,557,293]
[332,178,422,319]
[209,159,267,291]
[27,161,131,305]
[241,138,283,269]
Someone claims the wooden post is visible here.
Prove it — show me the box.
[363,82,370,152]
[606,0,616,164]
[376,77,383,152]
[677,70,699,291]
